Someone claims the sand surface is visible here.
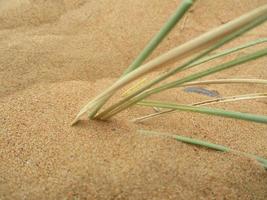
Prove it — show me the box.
[1,0,267,199]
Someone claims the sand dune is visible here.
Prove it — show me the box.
[0,0,267,199]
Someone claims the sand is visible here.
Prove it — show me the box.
[0,0,267,199]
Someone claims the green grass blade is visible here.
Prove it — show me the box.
[123,0,194,75]
[184,38,267,70]
[253,156,267,168]
[153,47,267,92]
[140,130,230,151]
[139,130,267,169]
[133,93,267,123]
[138,100,267,124]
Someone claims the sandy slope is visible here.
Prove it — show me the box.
[0,0,267,199]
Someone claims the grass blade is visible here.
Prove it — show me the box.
[192,93,267,105]
[138,100,267,124]
[182,78,267,86]
[139,130,230,151]
[139,130,267,169]
[123,0,194,75]
[184,37,267,70]
[133,93,267,123]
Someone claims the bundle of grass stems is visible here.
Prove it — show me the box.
[72,0,267,169]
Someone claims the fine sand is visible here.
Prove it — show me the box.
[1,0,267,199]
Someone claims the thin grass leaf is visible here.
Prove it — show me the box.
[139,130,230,151]
[182,78,267,86]
[193,93,267,105]
[139,130,267,169]
[184,37,267,70]
[123,0,194,75]
[138,100,267,124]
[133,93,267,123]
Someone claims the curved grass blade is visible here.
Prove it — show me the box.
[139,130,267,169]
[133,93,267,123]
[138,100,267,124]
